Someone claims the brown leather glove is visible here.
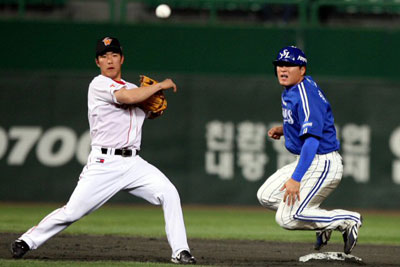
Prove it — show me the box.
[137,75,167,119]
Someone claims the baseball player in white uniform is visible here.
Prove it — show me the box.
[257,46,362,254]
[11,37,196,264]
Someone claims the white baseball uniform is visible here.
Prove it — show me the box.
[19,74,190,258]
[257,151,361,232]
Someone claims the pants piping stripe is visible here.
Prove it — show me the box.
[296,160,329,215]
[294,214,360,223]
[294,159,360,224]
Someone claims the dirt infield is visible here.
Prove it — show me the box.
[1,232,399,266]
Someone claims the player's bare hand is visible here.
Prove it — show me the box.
[268,126,284,140]
[280,178,300,206]
[159,79,177,93]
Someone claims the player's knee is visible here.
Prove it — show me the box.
[164,181,178,195]
[64,214,81,223]
[275,214,294,230]
[257,187,277,210]
[275,207,296,230]
[158,182,180,202]
[275,214,287,229]
[63,207,86,223]
[256,186,267,204]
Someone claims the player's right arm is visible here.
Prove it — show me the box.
[268,125,284,140]
[115,79,177,104]
[281,135,320,205]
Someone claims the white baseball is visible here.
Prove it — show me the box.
[155,4,171,19]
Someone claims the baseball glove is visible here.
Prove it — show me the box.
[137,75,167,119]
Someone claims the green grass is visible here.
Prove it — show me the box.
[1,202,399,246]
[0,260,189,267]
[0,259,211,267]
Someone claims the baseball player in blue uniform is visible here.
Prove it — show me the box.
[257,46,362,254]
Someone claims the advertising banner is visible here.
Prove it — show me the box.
[1,71,399,209]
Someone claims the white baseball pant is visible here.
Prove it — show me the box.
[20,147,190,258]
[257,151,361,232]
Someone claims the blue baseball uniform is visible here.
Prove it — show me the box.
[257,59,362,253]
[281,76,339,155]
[282,76,340,182]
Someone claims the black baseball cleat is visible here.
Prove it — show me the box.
[314,229,332,250]
[343,216,363,254]
[10,239,30,259]
[171,250,196,264]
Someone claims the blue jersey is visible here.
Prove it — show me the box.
[281,76,340,155]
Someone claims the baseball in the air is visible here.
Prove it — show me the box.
[155,4,171,19]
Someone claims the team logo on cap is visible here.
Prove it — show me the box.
[102,37,112,46]
[279,49,291,59]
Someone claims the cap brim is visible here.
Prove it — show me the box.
[273,60,301,67]
[96,46,122,57]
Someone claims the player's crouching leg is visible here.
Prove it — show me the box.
[274,201,301,230]
[256,165,295,211]
[256,184,280,211]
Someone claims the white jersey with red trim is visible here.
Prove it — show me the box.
[18,74,191,259]
[88,74,146,150]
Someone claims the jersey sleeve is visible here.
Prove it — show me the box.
[90,77,125,105]
[291,135,320,181]
[296,83,326,138]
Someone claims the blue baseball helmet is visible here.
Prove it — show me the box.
[273,46,307,67]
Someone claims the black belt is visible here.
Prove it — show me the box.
[101,148,138,157]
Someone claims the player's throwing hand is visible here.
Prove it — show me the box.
[159,78,177,92]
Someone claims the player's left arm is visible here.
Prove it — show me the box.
[281,86,326,205]
[268,125,284,140]
[115,79,177,104]
[281,135,320,205]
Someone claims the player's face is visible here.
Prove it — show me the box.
[96,52,124,80]
[276,65,306,88]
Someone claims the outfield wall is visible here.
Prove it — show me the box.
[1,21,400,209]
